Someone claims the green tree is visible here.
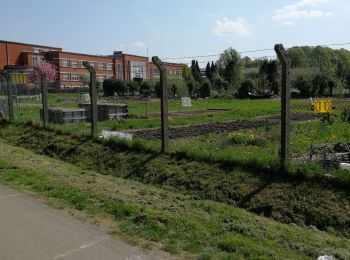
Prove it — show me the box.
[312,74,334,96]
[237,80,253,98]
[259,60,279,94]
[288,47,308,68]
[200,78,211,98]
[191,60,202,82]
[103,78,126,96]
[295,76,312,97]
[205,62,213,80]
[211,73,226,93]
[217,48,243,89]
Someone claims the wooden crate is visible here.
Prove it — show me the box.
[40,108,86,124]
[79,103,128,121]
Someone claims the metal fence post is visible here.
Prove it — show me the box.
[34,67,49,128]
[152,56,169,153]
[0,70,13,122]
[83,61,98,137]
[275,44,291,174]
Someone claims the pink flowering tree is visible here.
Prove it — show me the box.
[28,60,57,83]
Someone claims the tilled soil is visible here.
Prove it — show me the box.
[128,113,318,140]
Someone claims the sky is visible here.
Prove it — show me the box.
[1,0,349,65]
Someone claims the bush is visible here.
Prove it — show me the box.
[140,81,155,92]
[200,79,211,98]
[103,78,126,97]
[237,80,253,99]
[294,76,312,97]
[127,81,141,95]
[154,78,189,98]
[211,73,226,93]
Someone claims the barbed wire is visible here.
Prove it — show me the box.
[161,41,350,64]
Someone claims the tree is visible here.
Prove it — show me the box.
[288,47,308,68]
[312,74,336,96]
[28,60,57,83]
[205,62,213,80]
[211,73,226,92]
[237,80,253,98]
[200,79,211,98]
[79,73,90,87]
[191,60,202,82]
[295,76,312,97]
[102,78,126,96]
[254,74,270,94]
[216,47,243,89]
[259,60,279,94]
[182,64,196,97]
[211,61,217,74]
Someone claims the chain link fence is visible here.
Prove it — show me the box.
[290,68,350,170]
[2,43,350,173]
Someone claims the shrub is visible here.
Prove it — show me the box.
[237,80,253,99]
[103,78,126,97]
[294,76,312,97]
[127,81,141,95]
[200,79,211,98]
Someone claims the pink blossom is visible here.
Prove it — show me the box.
[28,60,57,83]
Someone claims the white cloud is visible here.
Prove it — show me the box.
[281,20,296,26]
[214,17,251,37]
[273,0,334,25]
[133,41,146,48]
[296,0,330,7]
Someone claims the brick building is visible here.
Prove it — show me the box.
[0,40,183,88]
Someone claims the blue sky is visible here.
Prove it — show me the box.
[1,0,349,64]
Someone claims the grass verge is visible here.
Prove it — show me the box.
[1,123,350,239]
[1,141,350,259]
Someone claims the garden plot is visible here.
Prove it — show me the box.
[128,113,318,140]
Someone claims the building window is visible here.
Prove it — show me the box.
[32,56,42,66]
[107,63,113,70]
[71,60,78,68]
[33,48,40,53]
[98,74,105,82]
[132,64,144,79]
[106,74,113,79]
[117,64,123,80]
[81,61,87,68]
[89,61,94,68]
[71,73,79,81]
[98,63,105,70]
[62,59,69,67]
[63,73,70,81]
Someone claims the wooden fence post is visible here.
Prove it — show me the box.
[34,67,49,128]
[275,44,291,174]
[152,56,169,153]
[0,70,13,122]
[83,61,98,137]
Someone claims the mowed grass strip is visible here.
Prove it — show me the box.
[0,141,350,259]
